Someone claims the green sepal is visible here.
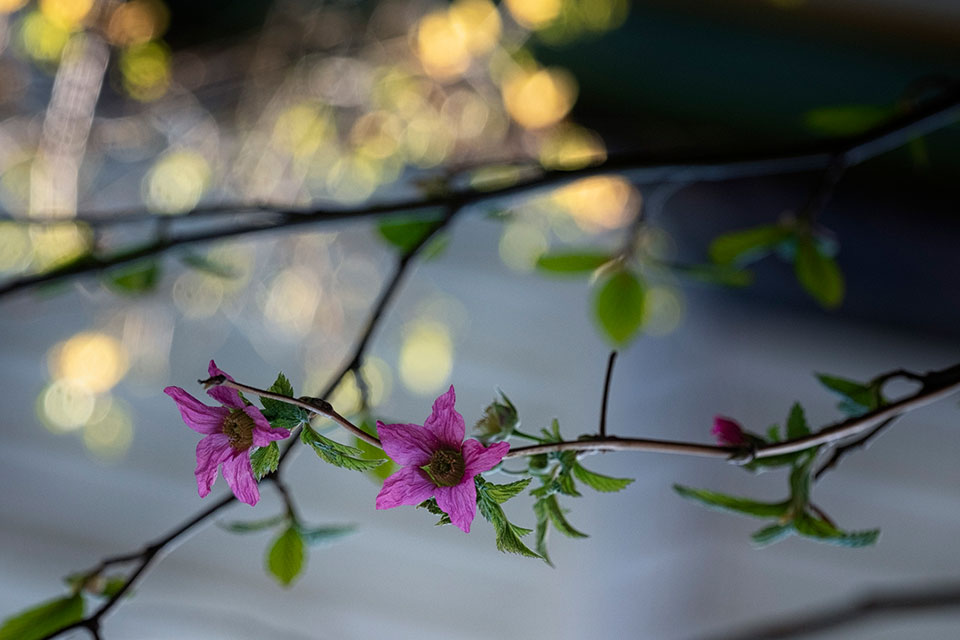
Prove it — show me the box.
[572,462,634,492]
[0,594,84,640]
[473,391,519,444]
[673,485,790,518]
[250,441,280,480]
[266,526,305,587]
[301,425,386,472]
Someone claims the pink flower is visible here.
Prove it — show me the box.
[712,415,747,447]
[375,386,509,533]
[164,360,290,506]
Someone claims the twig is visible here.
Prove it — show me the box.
[599,351,618,438]
[696,581,960,640]
[813,417,897,480]
[3,81,960,299]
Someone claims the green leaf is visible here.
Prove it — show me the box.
[105,260,160,295]
[793,513,880,548]
[266,526,305,586]
[785,403,810,439]
[534,505,553,567]
[417,498,453,526]
[572,462,634,493]
[473,391,519,444]
[815,373,880,416]
[669,263,754,288]
[751,523,795,547]
[795,235,844,309]
[593,269,645,345]
[709,225,791,266]
[100,576,128,599]
[180,253,238,278]
[536,251,613,275]
[539,495,588,538]
[295,524,356,546]
[483,477,532,503]
[673,485,790,518]
[376,212,445,253]
[220,513,288,534]
[301,425,386,472]
[788,455,816,508]
[354,420,397,483]
[475,477,541,559]
[765,425,781,442]
[803,104,890,136]
[250,442,280,480]
[259,372,308,429]
[0,594,84,640]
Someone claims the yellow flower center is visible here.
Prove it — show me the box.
[222,410,255,451]
[421,449,465,487]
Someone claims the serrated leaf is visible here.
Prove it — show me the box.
[476,478,541,560]
[751,523,795,547]
[250,442,280,480]
[785,403,810,439]
[536,251,613,275]
[295,524,355,546]
[105,260,160,295]
[793,513,880,548]
[534,507,553,567]
[795,235,844,309]
[180,253,238,278]
[220,513,288,534]
[417,498,452,526]
[0,594,84,640]
[260,372,308,428]
[302,425,386,472]
[593,269,646,345]
[709,225,792,266]
[483,477,532,503]
[673,485,790,518]
[474,391,519,444]
[539,495,588,538]
[815,373,880,416]
[376,212,445,253]
[572,462,634,493]
[267,526,305,587]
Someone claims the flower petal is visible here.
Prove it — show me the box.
[206,360,244,408]
[435,481,477,533]
[195,434,233,497]
[423,385,465,448]
[376,421,438,466]
[462,439,510,478]
[375,467,436,510]
[712,416,746,447]
[222,450,260,506]
[246,405,290,447]
[165,387,229,434]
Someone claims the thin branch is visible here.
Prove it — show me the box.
[3,81,960,298]
[697,581,960,640]
[813,416,897,480]
[599,351,618,438]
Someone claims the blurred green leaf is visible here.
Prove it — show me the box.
[220,513,288,534]
[803,104,890,136]
[536,251,613,275]
[473,391,519,444]
[709,225,791,265]
[571,462,633,493]
[0,594,84,640]
[785,403,810,439]
[179,253,237,278]
[100,576,127,599]
[793,513,879,547]
[673,485,790,518]
[765,425,781,442]
[593,269,645,345]
[250,442,280,480]
[669,262,754,288]
[376,212,445,253]
[795,235,844,309]
[816,373,881,416]
[295,524,355,546]
[105,260,160,295]
[751,523,794,547]
[266,526,305,587]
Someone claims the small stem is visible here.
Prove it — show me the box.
[269,476,300,523]
[511,429,546,443]
[599,351,618,438]
[809,504,837,528]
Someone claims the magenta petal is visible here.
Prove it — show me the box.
[222,450,260,505]
[206,360,243,409]
[246,405,290,447]
[423,386,465,448]
[375,467,436,509]
[376,421,438,466]
[462,439,510,477]
[195,434,233,497]
[165,387,229,434]
[435,481,477,533]
[712,416,746,447]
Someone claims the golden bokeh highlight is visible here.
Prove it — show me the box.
[39,378,95,432]
[39,0,93,30]
[0,0,28,14]
[320,357,393,416]
[144,149,210,214]
[0,222,32,272]
[263,267,321,337]
[538,124,606,170]
[273,103,334,158]
[399,321,454,395]
[49,331,129,394]
[641,286,685,336]
[19,10,70,63]
[28,222,90,271]
[448,0,501,56]
[83,400,134,459]
[498,219,548,271]
[504,0,562,29]
[106,0,169,47]
[120,41,171,101]
[416,11,471,80]
[553,175,639,231]
[502,67,577,129]
[172,270,225,319]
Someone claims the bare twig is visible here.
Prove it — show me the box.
[598,351,618,438]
